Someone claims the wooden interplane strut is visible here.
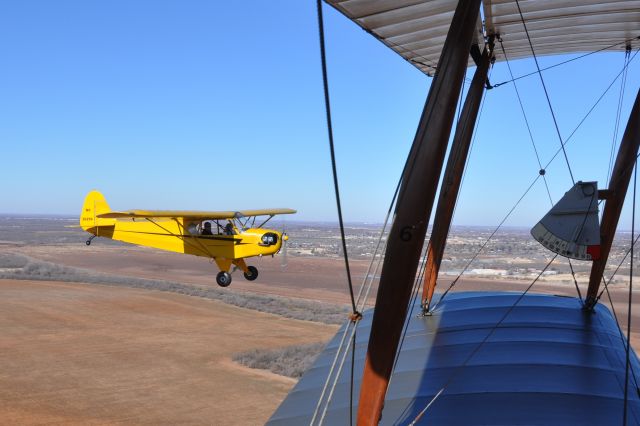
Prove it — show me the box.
[356,0,482,424]
[585,89,640,308]
[421,48,491,312]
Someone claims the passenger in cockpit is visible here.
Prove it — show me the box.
[224,222,235,235]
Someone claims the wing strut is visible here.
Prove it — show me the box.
[421,45,492,313]
[356,0,482,424]
[585,89,640,309]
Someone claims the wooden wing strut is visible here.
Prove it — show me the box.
[421,47,491,312]
[585,89,640,308]
[356,0,482,424]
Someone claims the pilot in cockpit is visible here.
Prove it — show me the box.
[202,221,213,236]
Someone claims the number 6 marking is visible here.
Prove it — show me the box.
[400,226,413,241]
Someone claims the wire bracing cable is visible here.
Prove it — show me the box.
[316,0,357,315]
[491,36,640,88]
[544,48,639,170]
[498,37,587,302]
[601,278,640,396]
[313,165,402,424]
[390,240,430,383]
[597,233,640,302]
[408,254,558,424]
[432,48,639,310]
[499,38,554,205]
[431,173,541,310]
[428,81,491,314]
[607,47,632,187]
[311,134,404,425]
[515,0,575,184]
[623,160,637,425]
[314,241,386,426]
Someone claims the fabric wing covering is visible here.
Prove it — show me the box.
[325,0,640,76]
[268,293,640,424]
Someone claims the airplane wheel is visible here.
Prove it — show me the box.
[85,240,91,246]
[243,266,259,281]
[216,271,232,287]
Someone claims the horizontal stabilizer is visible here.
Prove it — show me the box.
[531,181,600,261]
[97,208,297,220]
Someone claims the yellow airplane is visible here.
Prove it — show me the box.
[79,190,295,287]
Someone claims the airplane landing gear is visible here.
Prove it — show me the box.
[86,235,96,246]
[216,271,232,287]
[243,266,258,281]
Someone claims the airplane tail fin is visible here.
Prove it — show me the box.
[80,190,115,232]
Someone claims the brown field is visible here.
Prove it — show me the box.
[0,279,336,425]
[3,242,640,424]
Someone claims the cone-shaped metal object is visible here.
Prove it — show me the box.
[531,181,600,261]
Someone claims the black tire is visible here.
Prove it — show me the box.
[216,271,232,287]
[243,266,259,281]
[86,240,91,246]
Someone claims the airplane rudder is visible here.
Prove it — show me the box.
[80,190,111,230]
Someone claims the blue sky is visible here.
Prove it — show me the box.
[1,1,639,227]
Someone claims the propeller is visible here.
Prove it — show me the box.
[281,219,289,271]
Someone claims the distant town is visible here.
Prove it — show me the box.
[1,215,638,286]
[281,221,638,285]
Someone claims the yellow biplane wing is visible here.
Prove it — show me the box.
[97,208,296,220]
